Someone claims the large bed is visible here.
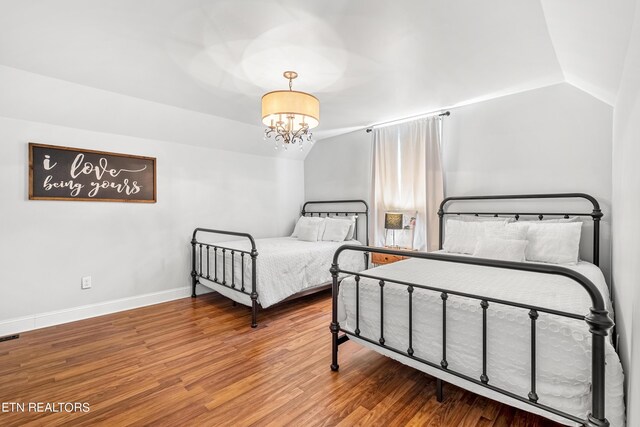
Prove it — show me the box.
[191,200,368,327]
[330,194,624,427]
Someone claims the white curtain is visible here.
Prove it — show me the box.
[370,116,444,251]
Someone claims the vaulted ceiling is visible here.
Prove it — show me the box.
[0,0,635,146]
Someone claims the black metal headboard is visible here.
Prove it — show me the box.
[437,193,603,266]
[301,200,369,246]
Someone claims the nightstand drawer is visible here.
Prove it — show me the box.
[371,252,407,265]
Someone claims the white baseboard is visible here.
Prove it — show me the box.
[0,285,212,336]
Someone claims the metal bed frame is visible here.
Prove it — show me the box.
[330,193,614,427]
[191,200,369,328]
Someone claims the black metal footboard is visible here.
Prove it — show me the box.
[330,246,614,427]
[191,228,259,327]
[190,199,369,328]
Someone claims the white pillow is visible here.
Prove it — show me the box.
[452,215,514,223]
[344,215,357,240]
[518,216,580,223]
[291,216,324,238]
[322,216,356,241]
[443,219,504,254]
[514,222,583,264]
[473,237,528,262]
[297,222,321,242]
[483,222,529,240]
[322,218,352,242]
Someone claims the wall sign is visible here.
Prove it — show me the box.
[29,143,156,203]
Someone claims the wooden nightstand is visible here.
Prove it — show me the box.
[371,247,415,266]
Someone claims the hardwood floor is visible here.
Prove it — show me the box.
[0,291,561,426]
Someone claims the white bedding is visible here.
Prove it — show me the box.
[199,237,364,308]
[338,256,625,426]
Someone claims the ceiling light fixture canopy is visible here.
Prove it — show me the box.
[262,71,319,150]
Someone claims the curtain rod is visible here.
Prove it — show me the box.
[365,111,450,133]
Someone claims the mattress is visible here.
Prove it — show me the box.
[199,237,365,308]
[337,256,625,426]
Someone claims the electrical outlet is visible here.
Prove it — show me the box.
[81,276,92,289]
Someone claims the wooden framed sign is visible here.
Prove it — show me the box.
[29,143,156,203]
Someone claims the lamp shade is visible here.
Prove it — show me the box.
[261,90,320,130]
[384,213,403,230]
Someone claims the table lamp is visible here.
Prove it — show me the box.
[384,212,403,248]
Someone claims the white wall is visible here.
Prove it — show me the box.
[445,83,613,278]
[0,65,306,161]
[612,2,640,423]
[305,83,613,275]
[304,130,372,202]
[0,71,305,330]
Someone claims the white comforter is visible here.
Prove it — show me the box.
[338,257,625,426]
[200,237,364,308]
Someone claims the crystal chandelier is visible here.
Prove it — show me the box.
[261,71,319,150]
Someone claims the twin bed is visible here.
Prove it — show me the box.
[191,193,623,426]
[331,194,623,427]
[190,200,369,327]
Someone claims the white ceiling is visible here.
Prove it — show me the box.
[541,0,636,106]
[0,0,635,146]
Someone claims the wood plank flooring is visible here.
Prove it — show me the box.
[0,291,561,426]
